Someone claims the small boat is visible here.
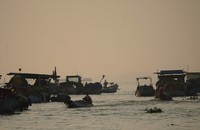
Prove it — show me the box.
[102,83,119,93]
[101,75,119,93]
[135,77,155,97]
[65,100,93,108]
[64,95,93,108]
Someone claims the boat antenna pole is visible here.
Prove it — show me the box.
[100,75,105,83]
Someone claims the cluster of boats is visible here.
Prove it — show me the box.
[1,69,200,113]
[0,68,119,113]
[135,70,200,100]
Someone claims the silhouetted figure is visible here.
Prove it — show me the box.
[103,80,108,88]
[83,93,92,104]
[64,95,73,105]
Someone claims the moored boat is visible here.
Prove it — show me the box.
[102,83,119,93]
[64,95,93,108]
[154,70,187,97]
[5,68,60,103]
[59,75,103,95]
[101,75,119,93]
[135,77,155,97]
[65,100,94,108]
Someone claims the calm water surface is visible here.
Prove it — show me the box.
[1,83,200,130]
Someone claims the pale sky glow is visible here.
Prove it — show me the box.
[0,0,200,82]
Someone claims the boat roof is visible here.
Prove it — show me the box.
[66,75,81,78]
[7,72,60,79]
[154,70,186,75]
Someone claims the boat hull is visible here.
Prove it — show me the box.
[65,100,93,108]
[102,84,118,93]
[135,85,155,97]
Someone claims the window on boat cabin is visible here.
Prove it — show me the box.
[67,77,79,83]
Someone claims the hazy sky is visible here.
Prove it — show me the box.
[0,0,200,82]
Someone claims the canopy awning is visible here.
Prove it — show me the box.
[7,72,60,79]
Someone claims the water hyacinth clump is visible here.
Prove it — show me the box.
[145,107,163,113]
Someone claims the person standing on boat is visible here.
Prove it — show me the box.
[103,80,108,88]
[83,93,92,104]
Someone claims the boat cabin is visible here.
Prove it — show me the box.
[66,75,82,83]
[136,76,153,86]
[135,76,155,97]
[59,75,84,94]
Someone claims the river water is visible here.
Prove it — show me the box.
[0,82,200,130]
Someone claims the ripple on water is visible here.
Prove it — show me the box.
[1,93,200,130]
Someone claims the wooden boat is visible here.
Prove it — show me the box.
[102,83,119,93]
[5,68,60,103]
[65,100,93,108]
[154,70,187,97]
[101,75,119,93]
[59,75,103,95]
[135,77,155,97]
[64,95,93,108]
